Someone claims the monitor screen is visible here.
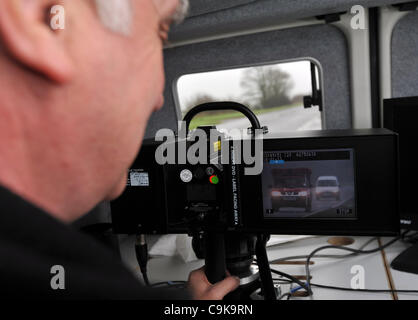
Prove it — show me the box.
[262,149,356,219]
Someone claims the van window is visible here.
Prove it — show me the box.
[175,60,322,133]
[317,180,338,187]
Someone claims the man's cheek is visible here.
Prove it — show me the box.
[106,172,128,200]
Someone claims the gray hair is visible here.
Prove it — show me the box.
[94,0,189,35]
[172,0,189,25]
[95,0,133,35]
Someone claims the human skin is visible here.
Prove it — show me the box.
[0,0,239,300]
[0,0,177,221]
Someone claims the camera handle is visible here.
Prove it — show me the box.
[184,102,275,299]
[204,232,226,284]
[182,101,264,135]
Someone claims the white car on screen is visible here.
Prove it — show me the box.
[315,176,340,200]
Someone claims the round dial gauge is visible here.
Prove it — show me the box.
[180,169,193,183]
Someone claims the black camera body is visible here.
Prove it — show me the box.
[111,128,400,236]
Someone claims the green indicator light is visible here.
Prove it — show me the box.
[209,175,219,185]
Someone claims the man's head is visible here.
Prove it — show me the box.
[0,0,188,221]
[94,0,189,35]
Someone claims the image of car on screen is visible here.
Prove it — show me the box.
[315,176,340,200]
[270,168,312,212]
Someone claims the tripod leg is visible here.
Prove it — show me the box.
[255,234,276,300]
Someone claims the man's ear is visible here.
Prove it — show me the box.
[0,0,73,83]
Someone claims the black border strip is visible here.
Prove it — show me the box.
[369,7,381,128]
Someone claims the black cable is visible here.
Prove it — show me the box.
[401,231,418,244]
[269,235,409,298]
[135,234,150,286]
[267,237,378,296]
[150,281,187,288]
[402,230,415,239]
[304,236,401,295]
[278,292,292,300]
[270,269,312,295]
[309,282,418,294]
[270,237,378,264]
[256,258,312,294]
[272,269,418,296]
[272,278,293,284]
[144,234,411,297]
[150,282,187,290]
[272,276,418,295]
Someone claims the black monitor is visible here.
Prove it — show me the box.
[384,96,418,274]
[384,97,418,230]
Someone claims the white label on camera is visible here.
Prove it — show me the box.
[129,170,149,186]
